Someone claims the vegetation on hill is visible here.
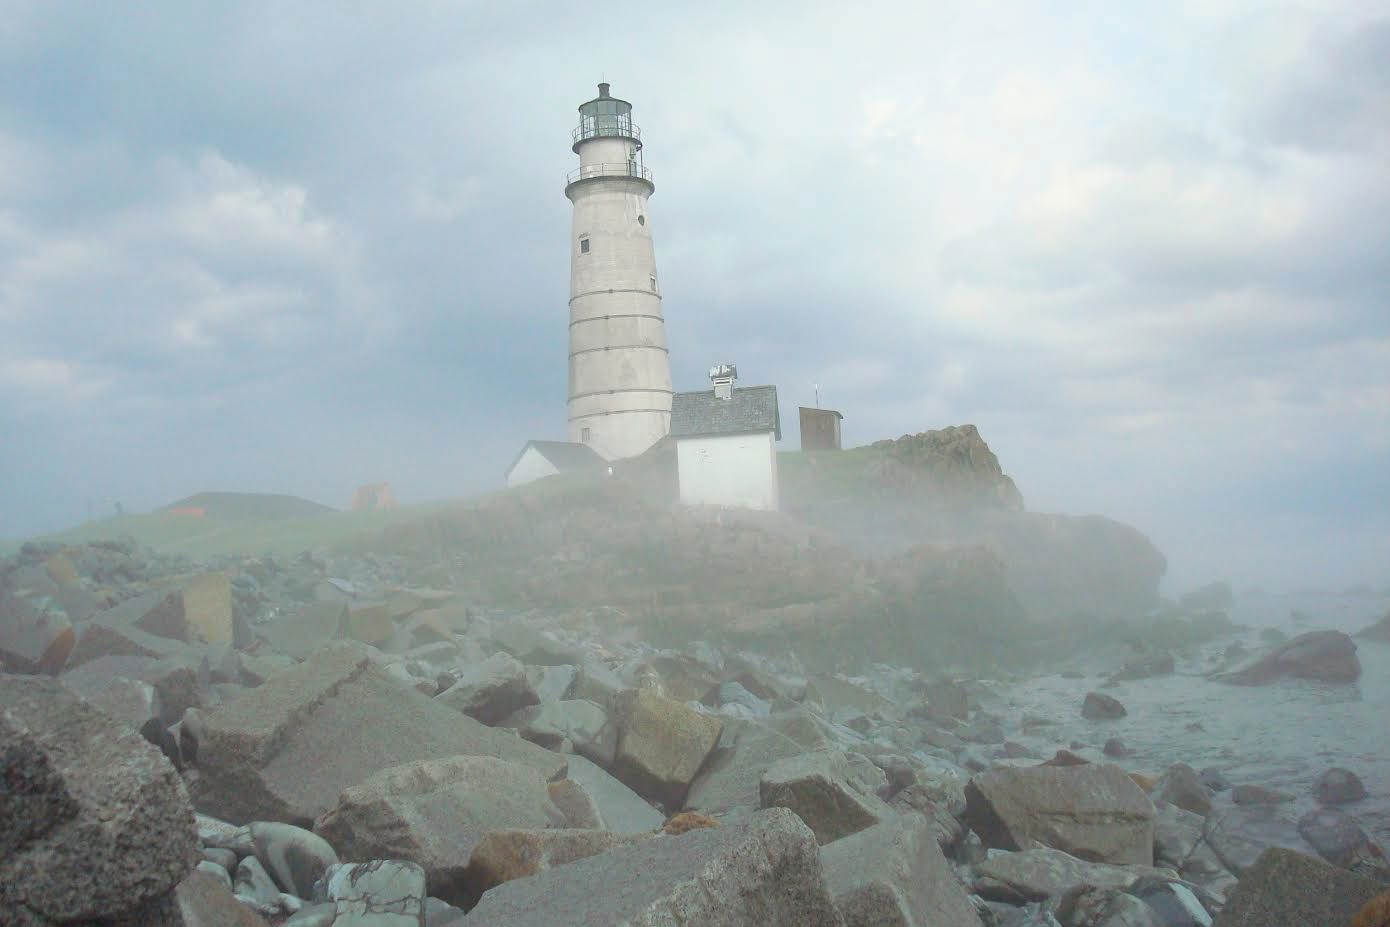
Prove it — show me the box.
[19,425,1170,673]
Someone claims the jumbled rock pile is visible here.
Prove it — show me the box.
[2,539,1386,926]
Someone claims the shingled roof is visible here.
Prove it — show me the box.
[669,385,781,440]
[506,440,607,476]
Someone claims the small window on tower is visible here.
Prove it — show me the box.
[649,274,657,292]
[580,237,590,254]
[581,427,591,443]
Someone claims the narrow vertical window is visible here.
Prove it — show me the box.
[649,274,657,292]
[581,427,591,443]
[580,237,590,254]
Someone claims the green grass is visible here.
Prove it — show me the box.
[27,499,468,560]
[12,471,628,561]
[778,447,877,501]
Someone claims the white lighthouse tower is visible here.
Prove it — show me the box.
[565,82,672,459]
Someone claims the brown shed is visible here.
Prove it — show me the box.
[799,407,844,451]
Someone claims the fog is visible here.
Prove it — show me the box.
[2,1,1388,594]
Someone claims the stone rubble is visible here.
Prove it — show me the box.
[1,538,1384,926]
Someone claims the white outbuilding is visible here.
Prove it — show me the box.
[505,440,608,489]
[669,365,781,511]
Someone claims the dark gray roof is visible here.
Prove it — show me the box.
[669,385,781,439]
[506,440,607,476]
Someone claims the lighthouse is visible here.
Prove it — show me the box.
[565,82,673,460]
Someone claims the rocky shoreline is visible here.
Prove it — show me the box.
[3,538,1389,926]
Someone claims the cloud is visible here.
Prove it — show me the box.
[0,1,1386,590]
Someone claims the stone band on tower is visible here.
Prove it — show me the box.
[565,82,673,460]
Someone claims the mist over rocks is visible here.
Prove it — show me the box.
[2,426,1385,925]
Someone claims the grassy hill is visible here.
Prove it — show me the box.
[27,498,464,559]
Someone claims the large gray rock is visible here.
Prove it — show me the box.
[233,855,281,914]
[561,754,664,833]
[261,601,348,660]
[189,643,565,825]
[1211,629,1360,685]
[820,813,982,927]
[0,675,198,926]
[463,829,651,905]
[965,763,1156,865]
[320,859,427,926]
[568,660,628,714]
[81,674,163,729]
[1152,801,1204,868]
[67,589,201,666]
[1200,806,1317,875]
[1154,763,1213,817]
[1129,879,1216,927]
[0,586,75,674]
[763,706,838,752]
[1296,807,1389,876]
[1313,765,1367,805]
[176,869,271,926]
[460,807,842,926]
[62,653,207,726]
[1081,692,1127,720]
[437,652,540,725]
[611,688,723,809]
[1210,847,1384,927]
[314,755,568,907]
[972,848,1178,903]
[686,719,806,818]
[250,821,339,898]
[760,749,887,845]
[504,699,615,766]
[525,663,576,703]
[1054,886,1167,927]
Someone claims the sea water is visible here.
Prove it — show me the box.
[995,591,1390,844]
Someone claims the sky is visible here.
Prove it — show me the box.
[1,1,1387,592]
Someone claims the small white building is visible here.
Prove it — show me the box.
[505,440,607,488]
[669,365,781,511]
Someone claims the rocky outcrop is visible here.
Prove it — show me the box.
[0,675,198,926]
[1212,630,1361,685]
[964,763,1156,865]
[460,808,842,926]
[861,425,1025,511]
[1212,847,1384,927]
[188,643,566,824]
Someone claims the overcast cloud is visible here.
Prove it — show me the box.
[1,0,1387,591]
